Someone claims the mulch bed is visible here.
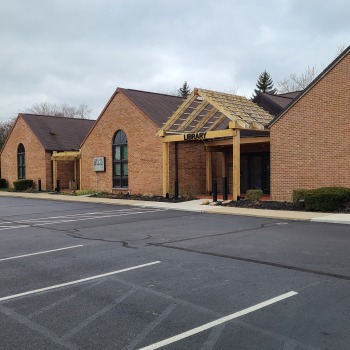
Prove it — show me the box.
[90,192,197,203]
[224,199,350,213]
[89,192,350,213]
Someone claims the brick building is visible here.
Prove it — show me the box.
[1,114,95,190]
[269,45,350,201]
[81,88,274,198]
[80,88,215,196]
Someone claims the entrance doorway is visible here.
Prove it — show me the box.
[240,153,270,194]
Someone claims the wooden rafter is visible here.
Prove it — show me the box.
[161,92,199,131]
[206,113,228,131]
[176,102,209,131]
[160,87,273,137]
[191,106,218,132]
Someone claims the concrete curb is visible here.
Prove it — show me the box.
[0,191,348,224]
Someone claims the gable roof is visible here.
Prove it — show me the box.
[253,91,302,116]
[119,88,184,127]
[269,45,350,127]
[20,114,95,151]
[161,88,274,134]
[80,87,184,147]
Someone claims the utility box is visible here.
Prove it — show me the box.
[69,180,77,190]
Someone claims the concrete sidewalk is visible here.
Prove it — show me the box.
[0,191,349,224]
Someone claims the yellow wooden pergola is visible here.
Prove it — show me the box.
[51,151,81,190]
[159,88,273,200]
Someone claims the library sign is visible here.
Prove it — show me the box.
[183,132,207,141]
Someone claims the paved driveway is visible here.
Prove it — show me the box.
[0,197,349,349]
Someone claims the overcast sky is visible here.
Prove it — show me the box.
[0,0,348,121]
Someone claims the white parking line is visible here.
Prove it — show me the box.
[0,245,84,262]
[0,208,166,231]
[138,291,298,350]
[0,225,30,231]
[0,261,160,302]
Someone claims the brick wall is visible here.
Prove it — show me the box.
[270,53,350,201]
[81,91,164,195]
[1,117,48,189]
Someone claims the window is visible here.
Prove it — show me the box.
[17,143,26,179]
[112,130,128,188]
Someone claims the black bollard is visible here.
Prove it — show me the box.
[56,179,60,193]
[212,179,217,202]
[38,179,42,192]
[222,176,228,201]
[174,179,179,200]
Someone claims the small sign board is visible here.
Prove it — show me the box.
[93,157,105,172]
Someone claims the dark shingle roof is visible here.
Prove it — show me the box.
[20,114,95,151]
[253,91,302,116]
[120,88,184,127]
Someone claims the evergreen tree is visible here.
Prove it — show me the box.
[253,70,276,97]
[178,81,191,98]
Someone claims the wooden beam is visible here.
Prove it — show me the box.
[205,150,212,194]
[162,129,235,142]
[79,157,82,190]
[205,136,270,147]
[232,129,240,201]
[176,102,209,131]
[191,106,218,132]
[53,159,57,191]
[206,113,228,131]
[162,142,169,197]
[251,121,265,130]
[160,92,199,131]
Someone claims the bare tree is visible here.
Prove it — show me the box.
[0,118,15,150]
[276,65,318,93]
[25,102,92,119]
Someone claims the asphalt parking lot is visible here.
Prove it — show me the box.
[1,197,350,349]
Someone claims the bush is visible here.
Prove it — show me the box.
[304,187,350,212]
[13,179,34,191]
[246,189,263,202]
[292,189,309,204]
[0,178,8,189]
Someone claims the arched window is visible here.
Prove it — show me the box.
[112,130,128,188]
[17,143,26,179]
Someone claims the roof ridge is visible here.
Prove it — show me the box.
[120,88,183,99]
[19,113,96,121]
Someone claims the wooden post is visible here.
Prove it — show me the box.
[162,142,169,197]
[79,157,82,190]
[205,149,212,194]
[232,129,241,201]
[53,159,57,191]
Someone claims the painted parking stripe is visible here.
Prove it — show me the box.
[0,261,160,302]
[0,225,30,231]
[138,291,298,350]
[14,209,141,222]
[0,208,166,231]
[0,245,84,262]
[30,210,165,226]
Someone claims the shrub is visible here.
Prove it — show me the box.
[246,189,263,202]
[292,189,309,204]
[13,179,34,191]
[0,178,8,189]
[304,187,350,212]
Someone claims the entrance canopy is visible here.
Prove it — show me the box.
[51,151,81,190]
[159,88,274,199]
[159,88,273,141]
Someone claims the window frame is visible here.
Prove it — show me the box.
[17,143,26,179]
[112,130,128,188]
